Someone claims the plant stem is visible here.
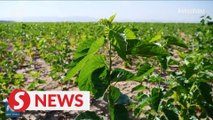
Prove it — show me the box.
[109,41,112,75]
[108,40,113,120]
[108,85,113,120]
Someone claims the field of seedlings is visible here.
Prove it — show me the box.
[0,15,213,120]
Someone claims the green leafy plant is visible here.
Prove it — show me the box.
[64,14,180,119]
[65,15,213,119]
[0,15,212,120]
[200,15,212,25]
[129,16,213,120]
[65,14,132,119]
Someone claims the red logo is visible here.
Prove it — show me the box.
[8,90,89,111]
[8,89,30,112]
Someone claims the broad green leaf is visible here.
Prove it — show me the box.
[134,94,149,116]
[136,63,152,76]
[75,111,102,120]
[151,88,162,111]
[127,39,140,54]
[206,16,212,20]
[91,67,110,98]
[149,34,161,43]
[113,104,130,120]
[165,36,188,48]
[132,85,146,91]
[109,89,130,120]
[109,14,116,23]
[116,93,130,105]
[149,74,164,83]
[28,81,37,90]
[77,55,109,98]
[134,107,142,117]
[98,18,110,27]
[65,38,105,82]
[132,63,154,81]
[163,107,179,120]
[73,39,94,60]
[64,54,91,82]
[131,43,170,57]
[104,27,110,36]
[125,28,137,40]
[88,37,105,54]
[110,86,121,104]
[136,93,149,101]
[185,63,196,79]
[69,39,94,68]
[111,68,134,82]
[109,26,127,60]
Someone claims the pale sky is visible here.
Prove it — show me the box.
[0,1,213,22]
